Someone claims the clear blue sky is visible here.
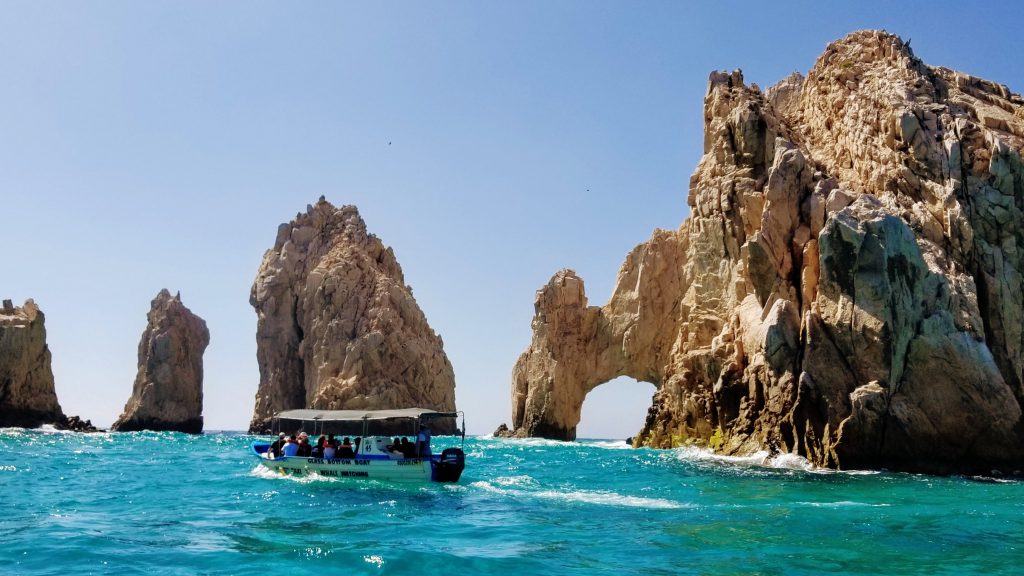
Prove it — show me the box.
[3,2,1022,436]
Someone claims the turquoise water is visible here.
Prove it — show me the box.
[1,428,1021,575]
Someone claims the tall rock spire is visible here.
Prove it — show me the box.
[113,289,209,433]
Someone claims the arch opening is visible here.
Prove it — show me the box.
[576,376,657,441]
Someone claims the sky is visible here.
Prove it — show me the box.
[3,1,1023,437]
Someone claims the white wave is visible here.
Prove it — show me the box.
[671,445,823,472]
[470,480,688,509]
[491,475,537,488]
[578,439,634,450]
[493,437,575,448]
[796,501,892,508]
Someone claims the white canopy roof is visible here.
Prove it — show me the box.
[274,408,458,422]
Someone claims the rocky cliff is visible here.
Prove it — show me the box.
[0,299,64,427]
[511,31,1024,474]
[112,290,209,433]
[248,198,456,434]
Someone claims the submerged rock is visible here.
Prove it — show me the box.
[112,290,209,433]
[248,198,456,434]
[511,30,1024,474]
[0,299,64,427]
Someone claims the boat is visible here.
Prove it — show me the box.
[250,408,466,483]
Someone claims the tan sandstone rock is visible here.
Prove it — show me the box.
[0,299,64,427]
[112,290,209,433]
[248,198,456,434]
[511,31,1024,474]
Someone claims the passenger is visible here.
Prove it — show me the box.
[327,434,337,450]
[282,435,300,457]
[312,435,327,458]
[268,432,286,458]
[337,437,355,458]
[400,437,417,458]
[388,437,405,458]
[323,441,336,459]
[353,437,362,455]
[297,432,312,457]
[416,427,432,458]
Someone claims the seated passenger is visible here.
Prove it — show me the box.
[387,437,405,458]
[337,437,355,458]
[311,435,327,458]
[282,435,300,457]
[400,437,417,458]
[268,432,286,458]
[323,442,336,459]
[297,432,312,457]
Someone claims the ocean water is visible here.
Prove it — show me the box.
[1,428,1021,575]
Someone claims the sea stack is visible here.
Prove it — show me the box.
[112,290,209,433]
[248,198,456,433]
[0,299,64,427]
[511,31,1024,474]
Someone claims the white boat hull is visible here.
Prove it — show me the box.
[257,453,434,482]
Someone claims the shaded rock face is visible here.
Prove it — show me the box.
[512,30,1024,474]
[248,199,456,434]
[112,290,209,433]
[0,299,64,427]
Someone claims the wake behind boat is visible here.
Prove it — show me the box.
[250,408,466,483]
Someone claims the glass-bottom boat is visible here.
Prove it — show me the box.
[250,408,466,483]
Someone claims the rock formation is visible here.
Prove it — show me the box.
[0,299,64,427]
[512,31,1024,474]
[112,290,209,433]
[248,198,457,434]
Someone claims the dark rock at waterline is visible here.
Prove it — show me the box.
[54,415,103,433]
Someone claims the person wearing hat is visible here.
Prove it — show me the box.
[268,432,286,458]
[297,432,312,457]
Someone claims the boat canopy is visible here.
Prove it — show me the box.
[273,408,459,423]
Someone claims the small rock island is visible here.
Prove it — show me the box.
[248,198,457,434]
[0,299,65,428]
[112,289,210,433]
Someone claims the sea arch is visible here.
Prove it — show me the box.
[511,244,686,441]
[577,377,658,440]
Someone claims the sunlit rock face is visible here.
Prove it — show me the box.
[0,299,64,427]
[248,198,456,434]
[113,290,209,433]
[511,30,1024,474]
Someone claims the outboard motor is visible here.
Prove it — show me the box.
[431,447,465,482]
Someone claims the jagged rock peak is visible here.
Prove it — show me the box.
[0,299,64,427]
[511,30,1024,474]
[248,198,456,434]
[112,289,209,433]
